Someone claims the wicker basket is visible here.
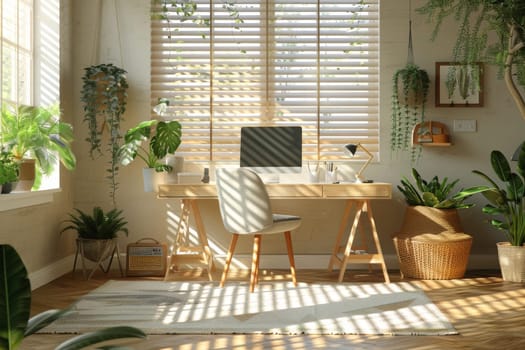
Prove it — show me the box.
[393,232,472,279]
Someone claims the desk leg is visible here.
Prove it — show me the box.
[165,199,214,281]
[337,200,365,282]
[190,199,215,280]
[331,200,390,283]
[328,200,355,272]
[365,201,390,283]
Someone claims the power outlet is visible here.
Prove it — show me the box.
[453,119,477,132]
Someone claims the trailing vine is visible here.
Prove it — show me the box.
[418,0,525,119]
[81,63,128,206]
[391,64,430,162]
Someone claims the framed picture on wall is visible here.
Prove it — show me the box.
[435,62,484,107]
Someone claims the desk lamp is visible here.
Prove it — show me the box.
[343,143,373,183]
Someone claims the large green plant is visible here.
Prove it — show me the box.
[456,143,525,246]
[81,63,128,206]
[119,120,182,172]
[418,0,525,119]
[391,64,430,161]
[398,168,473,209]
[60,207,129,240]
[0,104,76,189]
[0,244,145,350]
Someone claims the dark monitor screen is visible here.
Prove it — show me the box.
[240,126,302,173]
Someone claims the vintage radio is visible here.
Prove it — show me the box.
[126,238,168,277]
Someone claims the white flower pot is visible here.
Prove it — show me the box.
[497,242,525,282]
[142,168,164,192]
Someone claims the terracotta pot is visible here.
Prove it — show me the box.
[15,159,36,191]
[496,242,525,282]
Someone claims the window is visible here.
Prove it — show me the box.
[1,0,33,106]
[151,0,379,162]
[1,0,61,191]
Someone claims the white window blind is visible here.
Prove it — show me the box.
[151,0,379,162]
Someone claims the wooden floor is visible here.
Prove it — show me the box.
[23,268,525,350]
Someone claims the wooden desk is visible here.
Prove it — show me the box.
[158,182,392,283]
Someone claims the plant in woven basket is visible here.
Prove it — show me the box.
[398,168,473,209]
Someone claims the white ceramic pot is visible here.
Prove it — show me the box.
[497,242,525,282]
[142,168,164,192]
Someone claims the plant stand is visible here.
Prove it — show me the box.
[73,238,124,280]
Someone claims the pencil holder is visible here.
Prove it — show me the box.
[325,169,338,183]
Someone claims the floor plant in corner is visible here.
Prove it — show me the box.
[0,244,145,350]
[457,142,525,282]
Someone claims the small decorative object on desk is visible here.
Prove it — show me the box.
[325,162,338,183]
[202,168,210,183]
[308,162,320,183]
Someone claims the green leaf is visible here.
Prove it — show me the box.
[24,309,72,337]
[0,245,31,350]
[54,326,146,350]
[491,150,512,182]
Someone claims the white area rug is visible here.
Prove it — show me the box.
[41,280,457,335]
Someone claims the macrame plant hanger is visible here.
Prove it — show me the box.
[90,0,124,67]
[407,0,414,66]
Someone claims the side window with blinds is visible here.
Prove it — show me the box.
[151,0,379,162]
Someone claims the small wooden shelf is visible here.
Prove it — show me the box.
[420,142,452,147]
[412,121,452,147]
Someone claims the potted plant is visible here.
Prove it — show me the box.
[81,63,128,205]
[60,206,128,279]
[0,244,146,350]
[393,168,474,279]
[0,103,76,190]
[418,1,525,120]
[119,119,182,192]
[456,143,525,282]
[391,64,430,161]
[0,150,20,194]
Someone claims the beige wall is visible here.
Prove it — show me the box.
[4,0,525,286]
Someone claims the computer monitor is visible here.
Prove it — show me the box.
[240,126,302,177]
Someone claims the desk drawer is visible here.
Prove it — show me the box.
[323,183,391,199]
[266,184,323,198]
[158,184,217,198]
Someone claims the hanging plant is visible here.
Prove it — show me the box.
[391,63,430,161]
[81,63,128,206]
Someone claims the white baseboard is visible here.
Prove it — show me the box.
[29,254,74,290]
[29,253,500,290]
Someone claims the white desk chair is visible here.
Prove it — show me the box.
[215,168,301,292]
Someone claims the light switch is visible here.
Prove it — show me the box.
[453,119,477,132]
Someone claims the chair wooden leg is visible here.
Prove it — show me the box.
[284,231,297,286]
[250,235,262,293]
[220,234,239,288]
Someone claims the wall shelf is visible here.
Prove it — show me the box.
[412,121,452,147]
